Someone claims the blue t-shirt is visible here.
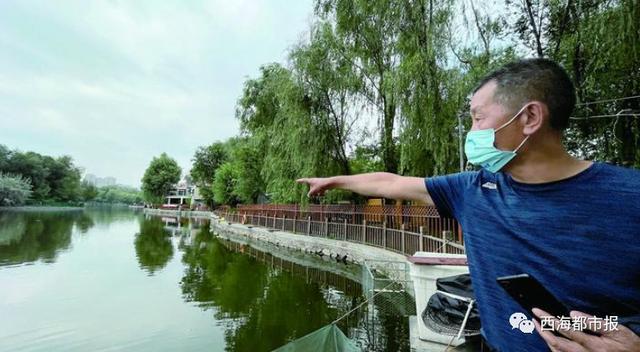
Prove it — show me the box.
[425,162,640,352]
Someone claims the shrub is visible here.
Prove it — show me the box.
[0,173,32,206]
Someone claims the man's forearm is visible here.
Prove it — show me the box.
[328,172,397,198]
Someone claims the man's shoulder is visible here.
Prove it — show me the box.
[432,170,481,180]
[597,161,640,175]
[594,162,640,185]
[425,170,481,187]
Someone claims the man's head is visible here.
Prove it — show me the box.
[469,59,576,154]
[471,58,575,130]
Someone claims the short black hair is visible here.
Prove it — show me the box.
[473,58,576,130]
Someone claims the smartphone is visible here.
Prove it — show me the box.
[496,273,570,317]
[497,273,600,336]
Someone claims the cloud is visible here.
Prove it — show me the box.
[0,0,312,186]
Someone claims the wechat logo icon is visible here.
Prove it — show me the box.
[509,312,535,334]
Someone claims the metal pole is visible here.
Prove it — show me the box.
[457,112,465,172]
[401,223,406,254]
[343,219,347,241]
[362,220,367,243]
[324,217,328,237]
[382,221,387,248]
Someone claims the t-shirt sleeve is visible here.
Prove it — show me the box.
[424,172,474,220]
[619,315,640,336]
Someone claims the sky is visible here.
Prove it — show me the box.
[0,0,314,187]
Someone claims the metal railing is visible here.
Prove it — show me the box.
[229,204,462,243]
[215,206,465,256]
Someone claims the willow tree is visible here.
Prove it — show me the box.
[237,64,348,203]
[290,22,362,177]
[394,0,464,176]
[315,0,402,173]
[396,0,538,176]
[237,64,306,203]
[553,0,640,168]
[505,0,640,168]
[222,137,265,205]
[212,161,240,206]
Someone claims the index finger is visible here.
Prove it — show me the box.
[295,178,308,184]
[569,310,615,337]
[532,308,598,346]
[532,318,576,352]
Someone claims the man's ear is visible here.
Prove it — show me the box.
[522,101,546,135]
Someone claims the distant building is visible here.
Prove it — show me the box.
[163,178,204,208]
[84,174,116,188]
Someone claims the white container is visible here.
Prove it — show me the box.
[409,252,469,346]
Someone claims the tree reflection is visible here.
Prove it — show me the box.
[227,274,338,352]
[0,210,94,266]
[84,206,139,226]
[179,230,353,352]
[180,230,267,318]
[134,216,174,275]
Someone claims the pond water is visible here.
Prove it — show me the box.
[0,208,412,351]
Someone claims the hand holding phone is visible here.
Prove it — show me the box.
[496,273,600,336]
[496,273,570,317]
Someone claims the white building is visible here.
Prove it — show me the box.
[162,178,204,208]
[84,174,116,188]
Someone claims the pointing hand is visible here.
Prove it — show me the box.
[295,177,333,197]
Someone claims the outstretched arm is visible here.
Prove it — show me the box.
[296,172,433,205]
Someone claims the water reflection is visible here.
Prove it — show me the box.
[180,228,267,318]
[0,210,94,266]
[84,206,140,226]
[0,210,412,351]
[134,216,174,275]
[179,227,361,351]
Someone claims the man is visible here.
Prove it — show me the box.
[297,59,640,351]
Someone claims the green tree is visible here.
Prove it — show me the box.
[236,62,356,204]
[0,173,32,206]
[236,64,315,203]
[93,185,143,205]
[80,181,99,202]
[316,0,402,173]
[505,0,640,168]
[0,146,87,204]
[4,151,50,201]
[227,137,266,204]
[349,144,384,174]
[0,145,10,171]
[141,153,181,204]
[394,0,462,176]
[290,23,361,177]
[45,156,82,203]
[190,142,228,206]
[212,162,240,206]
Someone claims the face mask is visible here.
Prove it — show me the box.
[464,104,530,173]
